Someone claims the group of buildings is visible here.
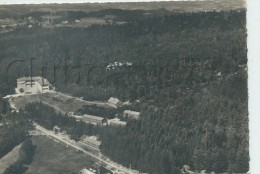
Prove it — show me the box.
[68,109,140,127]
[65,95,140,127]
[68,107,140,127]
[14,76,141,174]
[68,112,139,127]
[15,76,140,126]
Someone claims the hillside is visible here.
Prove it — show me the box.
[0,0,245,17]
[25,136,95,174]
[100,67,248,173]
[0,5,248,174]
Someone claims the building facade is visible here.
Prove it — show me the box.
[123,110,140,120]
[82,114,108,126]
[108,118,127,126]
[16,76,53,94]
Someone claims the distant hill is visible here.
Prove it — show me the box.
[0,0,245,18]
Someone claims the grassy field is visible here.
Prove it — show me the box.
[11,92,111,114]
[0,144,21,174]
[25,135,96,174]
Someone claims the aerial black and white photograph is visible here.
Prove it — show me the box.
[0,0,257,173]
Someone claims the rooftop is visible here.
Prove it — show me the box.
[123,110,140,115]
[79,168,95,174]
[108,118,127,125]
[108,97,121,104]
[17,76,50,86]
[82,114,105,121]
[80,136,101,146]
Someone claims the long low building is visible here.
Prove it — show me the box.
[68,113,108,126]
[108,118,127,126]
[82,114,108,126]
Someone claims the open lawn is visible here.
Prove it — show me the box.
[11,92,111,114]
[25,135,96,174]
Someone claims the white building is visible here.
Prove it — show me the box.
[16,76,54,94]
[108,118,127,126]
[108,97,123,108]
[79,168,95,174]
[53,125,61,134]
[79,136,101,149]
[123,110,140,120]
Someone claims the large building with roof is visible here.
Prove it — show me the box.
[82,114,108,126]
[15,76,53,94]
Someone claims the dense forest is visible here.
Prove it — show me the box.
[0,8,247,174]
[0,112,32,159]
[0,9,246,101]
[100,69,248,173]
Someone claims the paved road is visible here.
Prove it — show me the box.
[35,124,137,174]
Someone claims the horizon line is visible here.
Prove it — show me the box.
[0,0,215,6]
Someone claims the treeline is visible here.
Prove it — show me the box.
[0,10,246,102]
[100,70,248,173]
[0,112,32,159]
[23,102,99,140]
[4,139,36,174]
[74,104,117,119]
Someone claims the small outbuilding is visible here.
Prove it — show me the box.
[108,97,123,108]
[123,110,140,120]
[108,118,127,126]
[53,125,61,134]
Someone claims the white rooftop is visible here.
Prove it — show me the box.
[79,168,95,174]
[108,118,127,125]
[123,110,140,115]
[83,114,105,121]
